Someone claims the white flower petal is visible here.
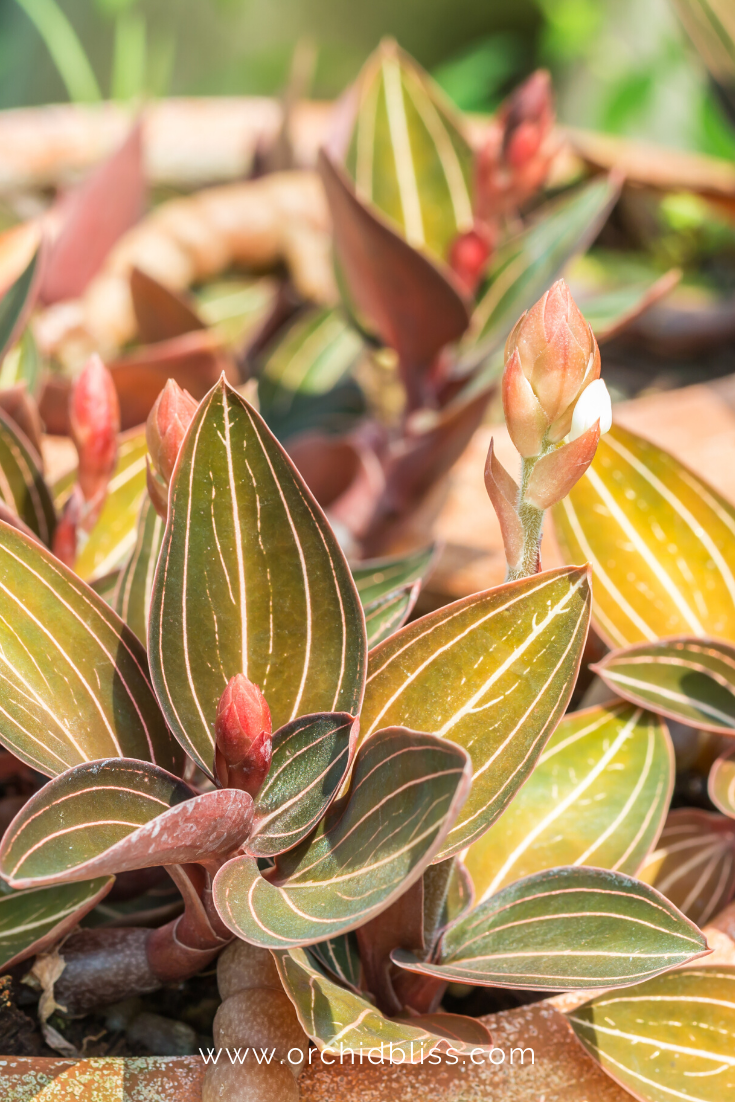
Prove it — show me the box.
[569,379,612,442]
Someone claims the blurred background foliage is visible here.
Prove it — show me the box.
[0,0,734,160]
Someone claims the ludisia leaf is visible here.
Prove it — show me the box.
[553,424,735,647]
[343,39,474,262]
[275,947,490,1061]
[212,726,471,947]
[364,582,418,648]
[0,522,181,777]
[638,808,735,926]
[593,637,735,733]
[248,712,358,857]
[392,866,707,989]
[351,544,436,605]
[112,495,165,647]
[709,747,735,819]
[360,566,591,857]
[0,758,253,888]
[0,877,114,970]
[0,247,40,363]
[149,377,367,776]
[0,407,55,544]
[464,703,673,901]
[568,967,735,1102]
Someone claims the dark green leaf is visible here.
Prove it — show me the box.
[213,726,471,947]
[275,947,490,1060]
[149,377,367,776]
[0,877,113,970]
[352,544,436,605]
[0,522,181,777]
[248,712,358,857]
[112,496,165,647]
[258,308,366,441]
[0,407,55,544]
[0,248,40,363]
[309,933,362,994]
[361,566,591,857]
[392,867,708,989]
[364,583,418,648]
[593,638,735,734]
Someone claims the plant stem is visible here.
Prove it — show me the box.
[506,451,548,582]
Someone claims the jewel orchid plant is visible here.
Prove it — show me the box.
[0,281,709,1092]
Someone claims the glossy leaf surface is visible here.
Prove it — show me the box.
[638,808,735,926]
[213,726,471,947]
[0,523,180,777]
[365,582,419,648]
[594,637,735,734]
[568,967,735,1102]
[553,424,735,647]
[309,933,362,994]
[258,307,365,441]
[248,712,358,857]
[361,566,591,857]
[464,703,673,902]
[0,877,113,970]
[112,496,164,647]
[352,544,435,605]
[149,378,367,776]
[393,866,707,989]
[0,759,253,888]
[343,41,474,261]
[710,746,735,819]
[72,429,148,582]
[458,177,620,389]
[276,947,489,1060]
[0,407,55,544]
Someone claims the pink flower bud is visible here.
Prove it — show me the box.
[69,354,120,505]
[146,379,198,486]
[502,280,600,455]
[214,675,272,797]
[51,483,84,568]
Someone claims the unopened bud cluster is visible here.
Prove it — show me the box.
[214,674,273,798]
[486,279,611,580]
[146,379,198,518]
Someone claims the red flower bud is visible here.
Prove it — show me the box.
[214,675,272,797]
[502,280,600,455]
[146,379,198,486]
[449,225,493,296]
[51,483,84,568]
[69,354,120,506]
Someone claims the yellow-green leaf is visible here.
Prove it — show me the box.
[73,428,148,582]
[0,877,113,971]
[710,746,735,819]
[344,39,474,262]
[464,703,673,902]
[360,566,591,857]
[638,808,735,926]
[553,424,735,647]
[149,378,367,776]
[568,967,735,1102]
[0,522,181,777]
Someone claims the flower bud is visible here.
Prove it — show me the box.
[569,378,612,442]
[502,279,600,455]
[449,224,493,296]
[69,354,120,506]
[214,674,272,797]
[146,379,198,486]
